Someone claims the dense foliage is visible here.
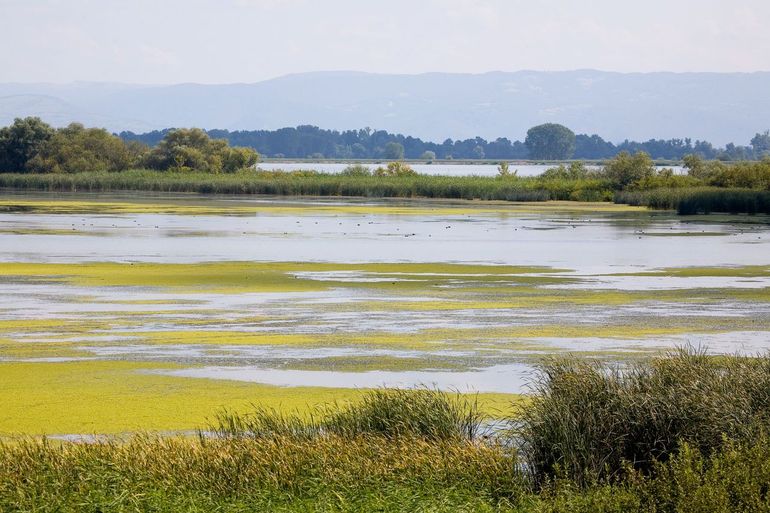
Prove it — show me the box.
[0,118,258,174]
[120,124,768,161]
[525,123,576,160]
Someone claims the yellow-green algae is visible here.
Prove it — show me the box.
[0,360,519,435]
[609,265,770,278]
[0,197,647,217]
[0,261,567,293]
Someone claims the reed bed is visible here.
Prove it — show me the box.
[0,169,609,202]
[519,348,770,485]
[616,187,770,214]
[210,388,485,441]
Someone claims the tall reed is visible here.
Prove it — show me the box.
[518,348,770,485]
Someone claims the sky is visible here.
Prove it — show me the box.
[1,0,769,84]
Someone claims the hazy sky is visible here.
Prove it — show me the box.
[2,0,769,84]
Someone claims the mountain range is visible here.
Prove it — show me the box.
[1,70,769,145]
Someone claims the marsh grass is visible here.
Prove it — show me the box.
[209,388,485,441]
[519,348,770,485]
[0,434,522,512]
[616,187,770,214]
[0,169,608,202]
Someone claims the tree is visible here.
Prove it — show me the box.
[751,130,770,158]
[143,128,258,172]
[524,123,576,160]
[420,150,436,161]
[472,145,485,159]
[602,151,656,189]
[0,117,55,172]
[26,123,133,173]
[383,142,405,160]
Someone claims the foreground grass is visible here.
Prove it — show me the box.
[5,360,770,512]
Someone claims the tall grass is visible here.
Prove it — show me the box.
[0,435,521,512]
[210,388,485,441]
[0,169,609,202]
[518,348,770,485]
[617,187,770,214]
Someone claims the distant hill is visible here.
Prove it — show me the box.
[1,70,769,145]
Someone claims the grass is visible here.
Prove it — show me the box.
[518,348,770,485]
[617,187,770,215]
[210,388,485,442]
[5,356,770,512]
[0,169,613,202]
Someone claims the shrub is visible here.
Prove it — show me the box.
[374,161,417,177]
[340,164,371,176]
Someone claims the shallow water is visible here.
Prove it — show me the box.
[0,193,768,406]
[258,162,685,177]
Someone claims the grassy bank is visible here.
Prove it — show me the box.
[0,169,611,201]
[4,351,770,512]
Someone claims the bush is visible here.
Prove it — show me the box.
[374,161,417,177]
[340,164,371,176]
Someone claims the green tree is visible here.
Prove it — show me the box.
[26,123,132,173]
[143,128,258,173]
[603,151,656,189]
[524,123,576,160]
[472,145,485,159]
[420,150,436,161]
[0,117,55,172]
[751,130,770,158]
[383,142,405,160]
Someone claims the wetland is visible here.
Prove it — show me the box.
[0,192,768,436]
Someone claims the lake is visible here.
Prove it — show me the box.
[258,162,685,177]
[0,192,768,434]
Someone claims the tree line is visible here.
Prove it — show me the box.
[121,123,770,161]
[0,118,258,174]
[3,117,769,175]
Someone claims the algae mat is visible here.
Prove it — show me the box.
[1,194,769,435]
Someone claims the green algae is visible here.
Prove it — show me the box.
[282,355,469,372]
[0,360,521,435]
[0,261,567,293]
[609,265,770,278]
[0,197,647,217]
